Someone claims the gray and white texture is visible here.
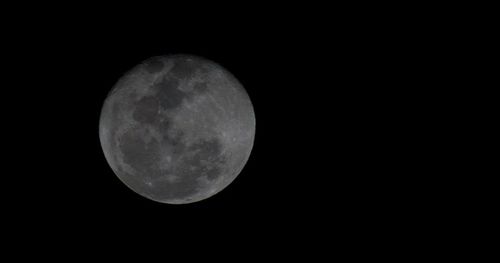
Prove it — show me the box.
[99,55,255,204]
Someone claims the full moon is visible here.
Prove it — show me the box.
[99,55,255,204]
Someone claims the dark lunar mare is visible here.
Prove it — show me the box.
[132,96,159,124]
[118,128,161,178]
[155,77,185,110]
[143,57,165,74]
[169,57,206,80]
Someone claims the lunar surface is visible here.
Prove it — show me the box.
[99,55,255,204]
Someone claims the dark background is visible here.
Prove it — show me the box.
[2,3,465,254]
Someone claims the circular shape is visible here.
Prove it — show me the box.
[99,54,255,204]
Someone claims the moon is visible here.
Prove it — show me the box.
[99,54,255,204]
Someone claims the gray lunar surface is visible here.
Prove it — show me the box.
[99,55,255,204]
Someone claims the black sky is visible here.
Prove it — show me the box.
[2,4,450,252]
